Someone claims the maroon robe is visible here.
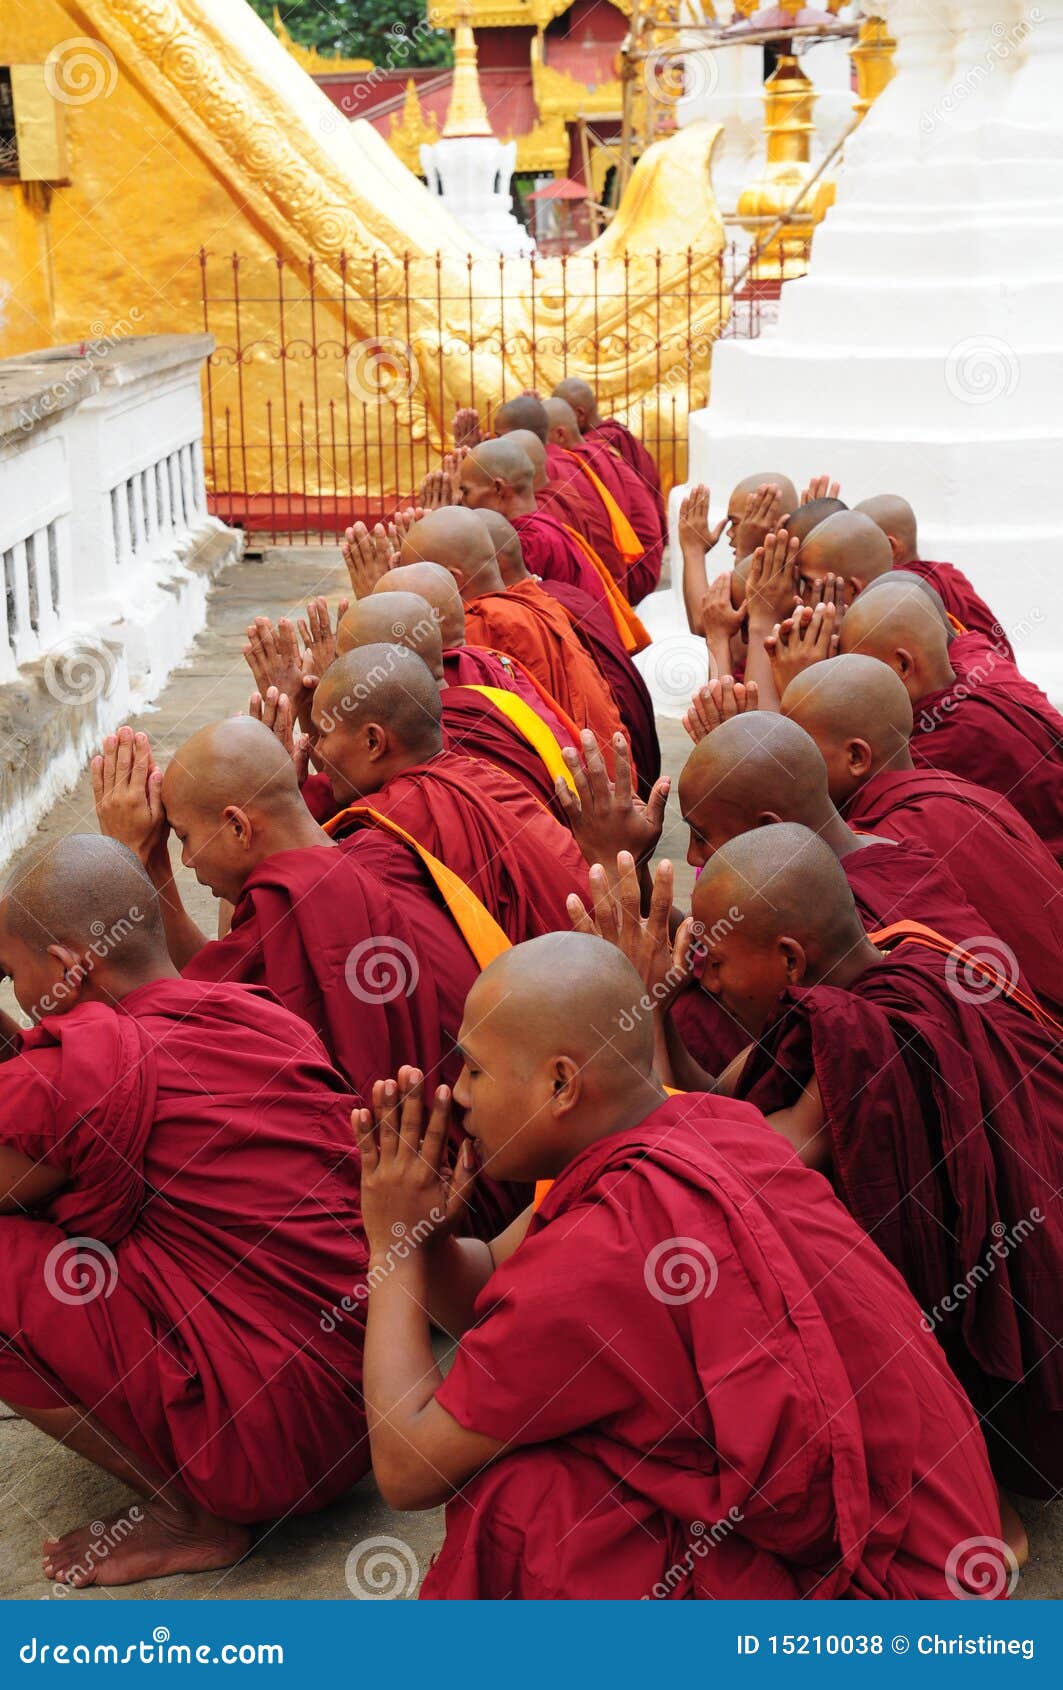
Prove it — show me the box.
[540,447,632,584]
[181,838,522,1239]
[737,946,1063,1496]
[589,415,667,541]
[901,559,1012,658]
[325,746,590,943]
[911,632,1063,863]
[421,1091,999,1599]
[0,980,369,1521]
[441,644,577,750]
[845,765,1063,1019]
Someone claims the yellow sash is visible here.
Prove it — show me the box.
[462,685,577,795]
[557,522,652,656]
[323,805,511,970]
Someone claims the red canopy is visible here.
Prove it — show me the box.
[528,177,589,202]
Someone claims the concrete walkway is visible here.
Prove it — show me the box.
[0,548,1058,1599]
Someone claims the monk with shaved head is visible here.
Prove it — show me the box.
[311,646,589,945]
[537,396,663,601]
[0,833,373,1586]
[92,718,490,1116]
[841,581,1063,861]
[796,509,894,604]
[552,376,667,542]
[678,473,798,636]
[685,824,1063,1509]
[356,931,1002,1598]
[667,710,1029,1073]
[782,656,1063,1020]
[855,493,1012,656]
[782,494,846,546]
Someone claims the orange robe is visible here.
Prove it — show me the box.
[464,579,627,759]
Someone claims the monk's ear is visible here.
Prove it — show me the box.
[753,809,783,829]
[886,532,905,565]
[364,722,389,760]
[847,736,875,778]
[894,646,916,682]
[778,936,808,986]
[846,575,866,602]
[44,942,90,1006]
[221,805,254,850]
[549,1055,581,1116]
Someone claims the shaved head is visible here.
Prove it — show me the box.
[543,396,581,447]
[314,644,442,751]
[855,494,918,565]
[163,716,302,821]
[493,395,549,441]
[678,713,834,858]
[373,561,465,647]
[861,568,953,634]
[798,511,893,602]
[552,377,596,420]
[840,580,951,667]
[337,592,443,681]
[398,507,504,597]
[455,931,663,1180]
[693,823,865,961]
[781,655,914,803]
[728,472,798,519]
[784,497,847,546]
[1,835,165,961]
[505,428,547,489]
[467,438,534,494]
[473,508,526,585]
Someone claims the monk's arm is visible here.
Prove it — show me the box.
[146,849,209,970]
[365,1249,506,1510]
[423,1204,533,1337]
[657,1007,718,1094]
[0,1146,67,1213]
[764,1076,831,1172]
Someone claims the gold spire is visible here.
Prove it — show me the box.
[441,7,494,139]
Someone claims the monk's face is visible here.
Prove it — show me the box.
[689,884,796,1038]
[458,459,501,513]
[679,784,749,870]
[311,695,377,804]
[162,785,251,904]
[452,986,571,1182]
[798,546,859,607]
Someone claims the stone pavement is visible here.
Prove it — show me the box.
[0,548,1058,1599]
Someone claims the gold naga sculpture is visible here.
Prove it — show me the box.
[0,0,726,510]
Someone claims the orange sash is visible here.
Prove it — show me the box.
[946,612,967,635]
[463,685,577,795]
[557,522,652,656]
[870,920,1063,1036]
[563,449,644,566]
[323,805,511,970]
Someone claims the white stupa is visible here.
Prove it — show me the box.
[651,0,1063,714]
[419,12,535,257]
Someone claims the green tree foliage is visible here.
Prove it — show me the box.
[246,1,453,68]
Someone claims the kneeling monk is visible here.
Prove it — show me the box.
[0,837,368,1587]
[357,933,1001,1600]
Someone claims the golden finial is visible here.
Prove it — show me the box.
[441,4,494,139]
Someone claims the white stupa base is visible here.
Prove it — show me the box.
[658,0,1063,714]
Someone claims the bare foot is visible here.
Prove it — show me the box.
[997,1488,1029,1568]
[42,1499,251,1587]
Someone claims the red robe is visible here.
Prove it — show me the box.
[441,644,577,750]
[0,980,369,1521]
[573,437,663,601]
[421,1091,999,1599]
[181,839,523,1239]
[325,747,590,943]
[737,946,1063,1497]
[845,766,1063,1020]
[464,580,627,758]
[589,415,667,541]
[901,559,1012,658]
[911,632,1063,863]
